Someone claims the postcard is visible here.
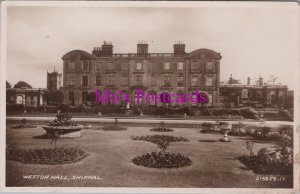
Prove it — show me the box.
[1,1,299,193]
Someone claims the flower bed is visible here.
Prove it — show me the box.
[150,121,174,132]
[13,119,37,129]
[131,134,189,144]
[132,151,192,168]
[103,124,127,131]
[150,127,174,132]
[6,147,88,165]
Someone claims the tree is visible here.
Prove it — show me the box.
[14,81,32,89]
[44,90,64,105]
[6,81,12,88]
[198,93,209,107]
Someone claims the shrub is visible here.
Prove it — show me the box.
[240,107,258,119]
[6,104,25,113]
[48,113,78,127]
[239,138,293,175]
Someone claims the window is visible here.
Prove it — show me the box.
[108,62,115,70]
[82,91,88,102]
[95,62,102,70]
[82,61,89,70]
[241,89,248,98]
[164,62,170,70]
[151,63,157,70]
[107,75,115,85]
[191,76,198,86]
[136,63,142,70]
[82,75,88,86]
[68,62,75,69]
[96,76,102,86]
[150,76,156,86]
[208,94,213,106]
[135,75,142,86]
[178,76,184,86]
[68,74,76,85]
[206,61,214,70]
[163,76,171,86]
[177,62,184,70]
[205,76,213,86]
[121,76,128,86]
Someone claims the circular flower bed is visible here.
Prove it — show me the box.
[132,151,192,168]
[103,124,127,131]
[150,127,174,132]
[6,147,88,165]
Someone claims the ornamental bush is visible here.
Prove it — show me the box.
[238,146,293,175]
[239,136,293,175]
[48,113,78,127]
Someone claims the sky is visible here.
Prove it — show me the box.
[6,3,299,90]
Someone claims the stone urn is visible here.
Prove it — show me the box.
[219,122,232,142]
[42,113,82,138]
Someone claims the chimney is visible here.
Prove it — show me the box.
[92,47,103,57]
[259,76,263,87]
[101,41,113,56]
[173,41,185,56]
[137,41,148,56]
[247,77,251,85]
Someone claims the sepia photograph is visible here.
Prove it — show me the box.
[1,1,299,193]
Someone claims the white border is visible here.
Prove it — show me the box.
[0,1,299,193]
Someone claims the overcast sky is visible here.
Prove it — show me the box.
[6,3,299,90]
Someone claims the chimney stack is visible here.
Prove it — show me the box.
[101,41,113,56]
[137,41,148,56]
[259,76,263,87]
[247,77,251,85]
[173,41,185,56]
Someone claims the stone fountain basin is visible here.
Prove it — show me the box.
[42,125,83,138]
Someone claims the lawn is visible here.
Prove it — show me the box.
[6,123,293,188]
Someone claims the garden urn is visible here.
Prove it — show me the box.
[220,122,232,142]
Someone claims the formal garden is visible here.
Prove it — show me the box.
[6,114,293,187]
[7,103,262,119]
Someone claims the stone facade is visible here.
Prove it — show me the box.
[61,42,222,107]
[6,88,44,107]
[219,76,288,108]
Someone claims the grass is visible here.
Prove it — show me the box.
[6,123,293,188]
